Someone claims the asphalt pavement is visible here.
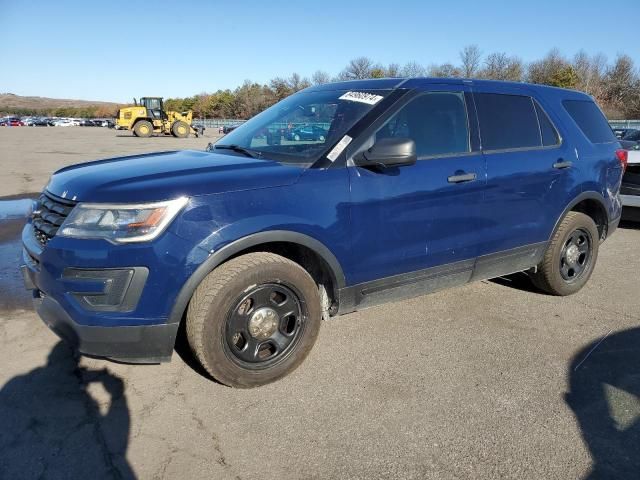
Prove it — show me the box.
[0,127,638,479]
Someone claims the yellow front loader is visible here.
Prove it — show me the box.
[116,97,201,138]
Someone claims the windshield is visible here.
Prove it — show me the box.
[215,89,391,165]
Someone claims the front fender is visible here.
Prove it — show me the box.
[167,229,346,324]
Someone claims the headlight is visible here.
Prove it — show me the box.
[58,197,189,243]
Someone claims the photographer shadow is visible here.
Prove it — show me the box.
[0,342,135,479]
[566,327,640,479]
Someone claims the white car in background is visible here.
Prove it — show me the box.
[621,150,640,222]
[53,119,74,127]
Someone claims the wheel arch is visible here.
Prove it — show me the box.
[168,230,346,325]
[551,191,610,242]
[132,117,153,128]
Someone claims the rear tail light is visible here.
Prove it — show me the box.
[616,149,628,171]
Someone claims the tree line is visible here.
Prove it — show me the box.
[5,47,639,120]
[165,47,640,120]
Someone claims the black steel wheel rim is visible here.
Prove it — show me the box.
[559,228,592,282]
[224,283,306,368]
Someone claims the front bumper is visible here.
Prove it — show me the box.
[33,293,179,363]
[20,222,207,363]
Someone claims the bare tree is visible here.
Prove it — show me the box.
[428,63,462,78]
[460,45,482,78]
[573,50,607,102]
[287,73,311,92]
[527,48,567,84]
[311,70,331,85]
[480,53,523,81]
[603,54,640,117]
[401,61,426,78]
[337,57,377,80]
[385,63,401,78]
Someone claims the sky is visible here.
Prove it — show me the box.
[0,0,638,103]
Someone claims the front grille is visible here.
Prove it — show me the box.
[32,191,77,247]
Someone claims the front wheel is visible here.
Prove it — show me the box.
[186,253,322,388]
[530,211,599,296]
[133,120,153,137]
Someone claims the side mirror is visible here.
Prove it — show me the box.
[354,137,417,168]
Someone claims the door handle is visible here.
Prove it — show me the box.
[553,160,573,169]
[447,172,477,184]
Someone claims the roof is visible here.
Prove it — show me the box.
[305,77,590,100]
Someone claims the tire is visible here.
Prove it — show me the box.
[531,211,599,296]
[293,134,300,141]
[133,120,153,138]
[186,252,322,388]
[171,121,190,138]
[318,134,325,142]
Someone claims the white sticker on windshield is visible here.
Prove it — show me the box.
[339,91,383,105]
[326,135,352,162]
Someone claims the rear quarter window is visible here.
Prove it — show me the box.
[562,100,615,144]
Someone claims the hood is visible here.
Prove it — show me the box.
[46,150,305,203]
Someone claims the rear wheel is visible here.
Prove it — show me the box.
[531,211,599,296]
[186,253,322,388]
[171,121,190,138]
[133,120,153,138]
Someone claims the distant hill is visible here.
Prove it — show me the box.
[0,93,120,116]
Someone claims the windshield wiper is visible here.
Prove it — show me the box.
[213,144,262,158]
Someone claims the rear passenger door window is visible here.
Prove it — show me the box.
[375,92,470,158]
[474,93,541,151]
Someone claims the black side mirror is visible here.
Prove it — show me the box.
[354,137,417,168]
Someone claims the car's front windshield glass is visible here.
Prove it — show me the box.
[213,89,391,165]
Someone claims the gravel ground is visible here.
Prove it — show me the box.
[0,127,638,479]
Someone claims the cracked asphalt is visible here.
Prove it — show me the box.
[0,128,638,479]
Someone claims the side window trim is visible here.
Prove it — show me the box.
[464,91,481,152]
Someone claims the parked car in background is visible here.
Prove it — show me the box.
[621,150,640,222]
[94,119,115,128]
[25,117,49,126]
[53,119,74,127]
[1,117,25,126]
[222,124,242,134]
[613,128,636,139]
[79,119,99,127]
[618,129,640,150]
[621,129,640,141]
[22,78,625,388]
[286,124,328,142]
[192,122,206,136]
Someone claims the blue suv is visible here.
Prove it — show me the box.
[21,78,625,387]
